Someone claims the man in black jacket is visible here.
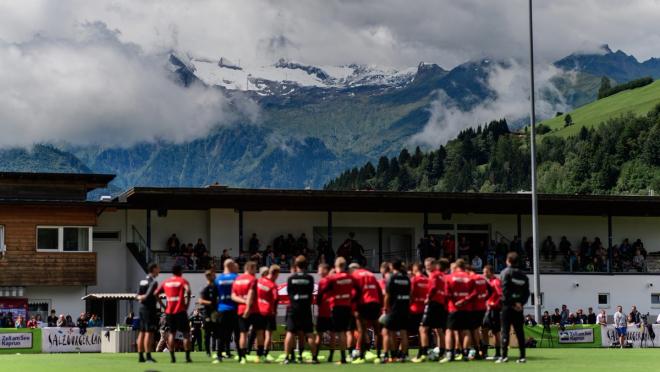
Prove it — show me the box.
[497,252,530,364]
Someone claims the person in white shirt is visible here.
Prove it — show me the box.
[596,310,607,326]
[613,305,627,348]
[656,313,660,324]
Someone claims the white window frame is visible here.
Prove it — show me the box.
[597,293,610,309]
[651,293,660,309]
[36,226,93,252]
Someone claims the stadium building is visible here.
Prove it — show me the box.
[1,172,659,325]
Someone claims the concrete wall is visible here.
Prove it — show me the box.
[209,209,239,257]
[24,286,86,318]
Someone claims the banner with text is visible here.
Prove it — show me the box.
[0,329,41,354]
[601,324,660,348]
[41,327,102,353]
[524,325,601,348]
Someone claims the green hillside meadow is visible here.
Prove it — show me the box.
[542,80,660,137]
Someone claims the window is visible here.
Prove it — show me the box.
[652,293,660,306]
[528,292,544,307]
[93,231,121,242]
[36,226,93,252]
[598,293,610,308]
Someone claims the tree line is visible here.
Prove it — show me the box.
[324,105,660,195]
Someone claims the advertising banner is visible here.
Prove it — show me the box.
[601,324,660,348]
[41,327,103,353]
[0,329,41,354]
[524,325,601,348]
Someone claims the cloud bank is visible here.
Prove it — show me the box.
[0,22,235,147]
[411,60,570,147]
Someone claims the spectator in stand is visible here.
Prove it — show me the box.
[167,234,181,257]
[524,314,537,326]
[249,233,261,256]
[541,311,552,326]
[220,249,231,268]
[125,312,135,327]
[14,315,25,328]
[542,236,557,260]
[26,316,38,329]
[417,237,428,263]
[559,236,572,257]
[510,236,522,255]
[566,313,577,325]
[633,239,647,259]
[632,249,646,272]
[524,237,533,262]
[495,237,508,271]
[88,314,102,327]
[266,251,277,266]
[65,314,74,327]
[442,233,456,261]
[457,236,470,259]
[597,310,607,326]
[471,255,483,271]
[193,238,207,258]
[77,312,88,329]
[620,239,632,259]
[575,309,587,324]
[4,313,14,328]
[551,308,561,325]
[629,305,641,325]
[197,251,212,271]
[277,254,290,272]
[297,233,309,253]
[56,314,66,327]
[560,305,570,325]
[429,235,440,258]
[47,309,58,327]
[587,308,597,324]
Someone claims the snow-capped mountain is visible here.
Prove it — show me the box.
[181,56,417,94]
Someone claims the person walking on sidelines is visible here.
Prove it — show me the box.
[155,264,193,363]
[498,252,530,364]
[136,263,160,363]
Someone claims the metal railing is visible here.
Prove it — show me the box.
[131,225,152,264]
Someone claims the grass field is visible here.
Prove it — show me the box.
[540,79,660,137]
[1,349,660,372]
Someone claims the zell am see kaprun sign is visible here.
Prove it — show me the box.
[0,333,33,349]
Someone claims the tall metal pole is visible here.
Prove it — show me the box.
[528,0,542,322]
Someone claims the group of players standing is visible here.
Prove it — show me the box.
[134,251,530,365]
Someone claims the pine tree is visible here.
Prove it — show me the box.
[598,76,612,99]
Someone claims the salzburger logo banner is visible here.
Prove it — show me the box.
[0,332,33,349]
[601,324,660,348]
[41,327,102,353]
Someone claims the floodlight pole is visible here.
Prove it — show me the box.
[528,0,542,322]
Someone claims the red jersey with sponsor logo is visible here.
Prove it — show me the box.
[470,273,490,312]
[232,273,258,316]
[486,276,502,310]
[445,270,474,313]
[410,274,430,314]
[352,268,382,305]
[427,270,447,306]
[317,276,333,318]
[156,275,191,314]
[327,272,358,308]
[257,277,278,316]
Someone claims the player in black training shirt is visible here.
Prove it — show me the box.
[283,255,317,364]
[189,309,204,352]
[382,260,411,363]
[198,270,218,356]
[497,252,530,364]
[136,263,160,363]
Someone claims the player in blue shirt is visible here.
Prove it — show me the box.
[214,259,239,363]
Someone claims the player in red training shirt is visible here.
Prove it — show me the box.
[481,264,502,360]
[257,264,280,360]
[155,264,192,363]
[467,265,491,360]
[231,261,261,364]
[315,263,336,362]
[318,257,359,364]
[440,259,474,363]
[349,262,383,363]
[409,263,429,360]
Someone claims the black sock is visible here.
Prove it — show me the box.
[340,350,346,363]
[328,349,335,362]
[257,346,264,357]
[238,348,244,361]
[185,350,191,361]
[139,352,145,361]
[495,345,501,357]
[360,343,367,359]
[170,351,176,363]
[265,349,270,357]
[146,352,153,360]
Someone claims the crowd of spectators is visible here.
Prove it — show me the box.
[0,309,103,328]
[166,234,212,271]
[529,304,659,328]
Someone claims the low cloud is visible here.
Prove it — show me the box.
[411,60,570,147]
[0,22,239,148]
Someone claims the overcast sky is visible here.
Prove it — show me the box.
[2,0,659,69]
[1,0,660,147]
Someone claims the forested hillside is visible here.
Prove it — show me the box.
[325,105,660,194]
